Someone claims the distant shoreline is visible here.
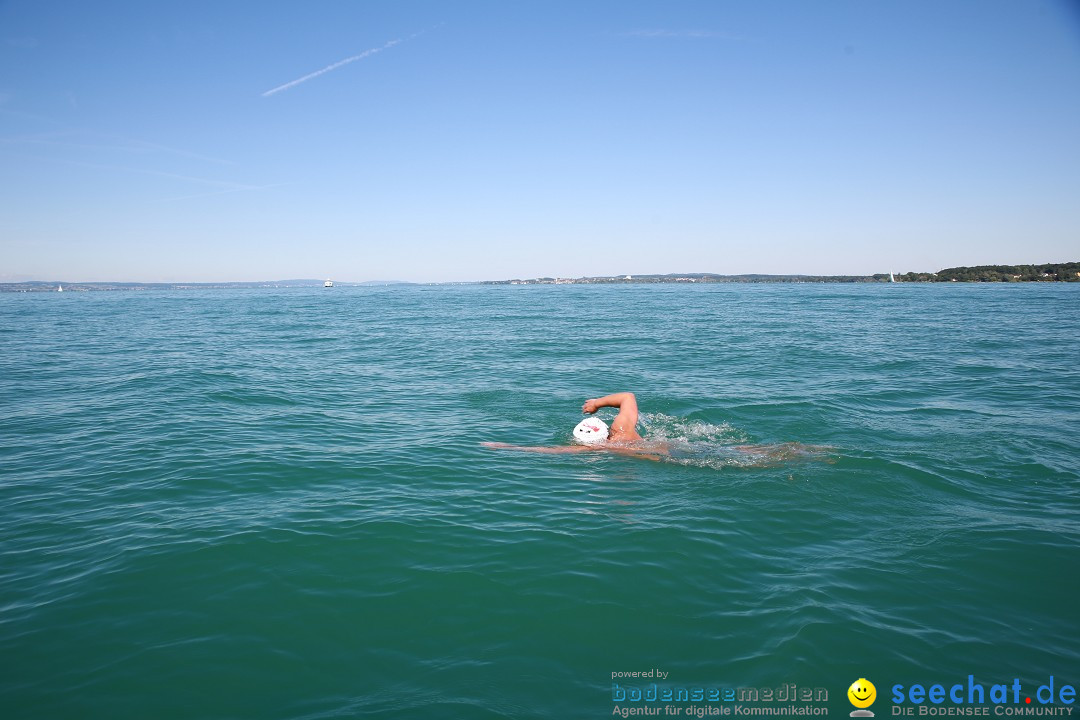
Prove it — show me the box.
[3,263,1077,292]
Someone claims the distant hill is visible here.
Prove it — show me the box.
[484,263,1080,285]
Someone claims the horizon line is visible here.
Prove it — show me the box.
[4,262,1078,287]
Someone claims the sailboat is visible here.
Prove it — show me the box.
[57,284,63,292]
[888,273,896,283]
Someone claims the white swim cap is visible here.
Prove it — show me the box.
[573,417,609,444]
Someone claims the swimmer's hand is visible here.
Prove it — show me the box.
[582,398,601,414]
[481,442,513,449]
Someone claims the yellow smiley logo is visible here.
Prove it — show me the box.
[848,678,877,709]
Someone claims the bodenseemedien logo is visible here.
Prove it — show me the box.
[849,678,877,717]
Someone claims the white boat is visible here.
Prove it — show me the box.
[889,273,896,283]
[324,279,333,288]
[58,284,63,292]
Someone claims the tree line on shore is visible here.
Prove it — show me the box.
[883,262,1080,283]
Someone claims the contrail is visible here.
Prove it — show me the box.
[262,38,402,97]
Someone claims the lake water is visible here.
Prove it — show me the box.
[2,283,1078,719]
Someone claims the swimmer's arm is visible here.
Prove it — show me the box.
[583,392,639,435]
[582,392,636,414]
[481,442,596,454]
[480,441,666,462]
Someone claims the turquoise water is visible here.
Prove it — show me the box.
[2,284,1078,719]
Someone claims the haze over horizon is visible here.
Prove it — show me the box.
[2,1,1079,284]
[3,262,1079,286]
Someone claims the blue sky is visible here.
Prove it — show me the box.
[2,1,1078,283]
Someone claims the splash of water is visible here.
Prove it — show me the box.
[639,412,749,444]
[639,413,832,469]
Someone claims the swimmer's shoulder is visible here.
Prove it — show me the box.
[608,428,644,444]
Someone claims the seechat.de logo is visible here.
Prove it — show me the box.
[849,678,878,717]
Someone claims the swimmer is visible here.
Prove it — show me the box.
[482,392,670,460]
[481,391,834,465]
